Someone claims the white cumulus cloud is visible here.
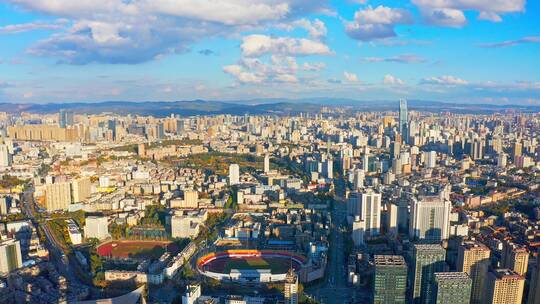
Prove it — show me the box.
[383,74,405,85]
[241,34,332,57]
[412,0,526,27]
[343,71,359,82]
[421,75,468,85]
[345,5,413,41]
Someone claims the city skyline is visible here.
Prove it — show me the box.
[0,0,539,104]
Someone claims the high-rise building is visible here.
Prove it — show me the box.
[0,196,8,215]
[501,241,528,276]
[84,216,110,240]
[228,164,240,185]
[352,216,365,247]
[527,249,540,304]
[411,243,447,304]
[348,189,381,237]
[457,241,491,304]
[399,99,408,138]
[59,109,74,128]
[323,158,333,179]
[387,203,399,237]
[71,177,92,203]
[0,239,22,275]
[512,141,522,161]
[182,284,201,304]
[0,144,12,167]
[433,272,472,304]
[137,143,146,157]
[483,269,524,304]
[425,151,437,168]
[373,255,408,304]
[409,195,451,242]
[45,181,73,211]
[497,153,507,168]
[353,169,365,190]
[264,154,270,173]
[284,269,298,304]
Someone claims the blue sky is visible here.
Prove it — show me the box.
[0,0,539,104]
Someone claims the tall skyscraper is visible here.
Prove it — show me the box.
[409,195,451,242]
[399,99,408,138]
[433,272,472,304]
[501,241,529,276]
[228,164,240,185]
[373,255,408,304]
[483,269,524,304]
[0,239,23,275]
[457,241,490,304]
[284,269,298,304]
[411,243,447,304]
[348,189,381,237]
[59,109,74,128]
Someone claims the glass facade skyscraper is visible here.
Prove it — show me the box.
[399,99,408,137]
[373,255,408,304]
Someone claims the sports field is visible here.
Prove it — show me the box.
[208,256,299,274]
[97,240,171,259]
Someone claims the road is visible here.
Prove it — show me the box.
[306,198,355,303]
[21,189,96,298]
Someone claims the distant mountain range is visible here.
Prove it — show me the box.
[0,99,537,117]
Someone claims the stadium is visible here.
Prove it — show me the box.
[197,249,306,283]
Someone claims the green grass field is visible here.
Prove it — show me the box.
[223,257,290,274]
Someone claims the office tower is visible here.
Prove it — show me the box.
[409,195,451,242]
[373,255,408,304]
[229,164,240,185]
[137,143,146,157]
[0,239,23,275]
[71,177,92,203]
[0,144,11,167]
[527,250,540,304]
[84,216,109,240]
[284,269,299,304]
[45,181,73,211]
[497,153,507,168]
[501,242,528,276]
[399,99,408,137]
[433,272,472,304]
[348,189,382,237]
[264,154,270,173]
[512,141,522,161]
[353,169,365,190]
[412,243,447,304]
[352,216,365,247]
[59,109,74,128]
[0,196,8,215]
[483,269,524,304]
[457,241,490,304]
[426,151,437,168]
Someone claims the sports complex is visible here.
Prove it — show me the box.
[197,249,306,283]
[97,240,172,260]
